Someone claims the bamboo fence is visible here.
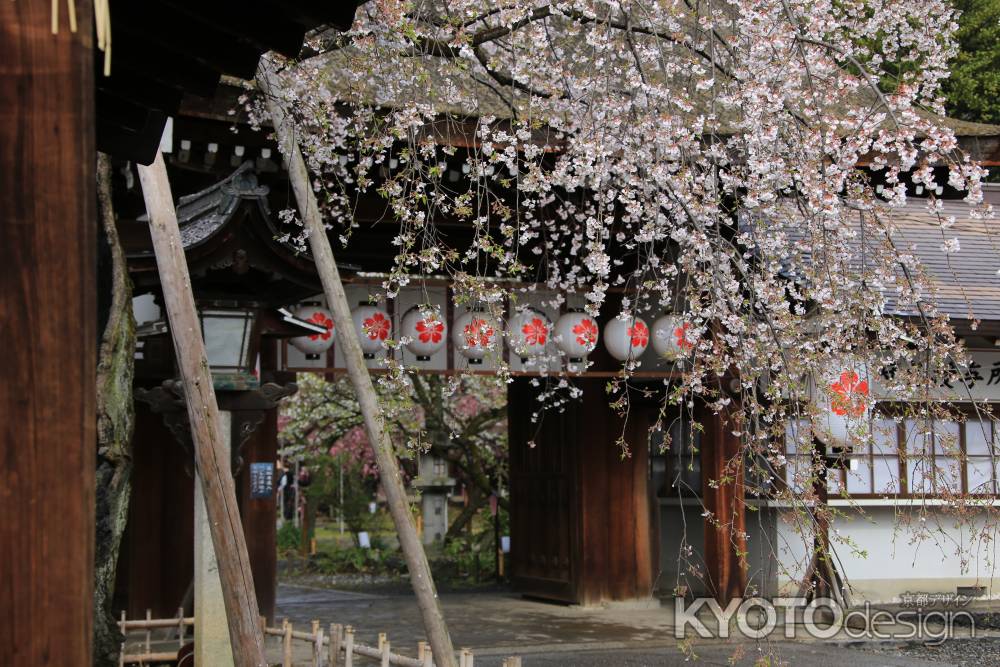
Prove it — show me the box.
[117,610,522,667]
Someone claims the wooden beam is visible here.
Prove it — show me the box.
[257,56,459,667]
[0,3,96,664]
[137,152,267,666]
[702,405,748,606]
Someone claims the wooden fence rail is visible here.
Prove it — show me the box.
[116,611,521,666]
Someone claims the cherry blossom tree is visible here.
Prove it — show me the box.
[254,0,996,604]
[279,373,507,527]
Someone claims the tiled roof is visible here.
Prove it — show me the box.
[768,186,1000,322]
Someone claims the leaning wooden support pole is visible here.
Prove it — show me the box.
[257,56,458,667]
[137,153,267,666]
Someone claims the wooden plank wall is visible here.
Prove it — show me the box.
[508,377,656,605]
[508,378,578,601]
[237,408,279,622]
[576,379,654,605]
[0,3,97,664]
[122,406,195,618]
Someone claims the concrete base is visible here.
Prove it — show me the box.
[194,410,235,667]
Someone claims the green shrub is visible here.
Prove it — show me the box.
[277,522,302,554]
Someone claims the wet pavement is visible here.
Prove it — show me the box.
[273,583,973,665]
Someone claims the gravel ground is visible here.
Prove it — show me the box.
[859,637,1000,666]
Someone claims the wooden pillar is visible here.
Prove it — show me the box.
[702,405,748,605]
[0,3,96,665]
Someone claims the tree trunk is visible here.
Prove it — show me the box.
[445,489,485,541]
[257,55,457,667]
[93,154,137,666]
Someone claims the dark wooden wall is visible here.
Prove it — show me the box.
[237,409,279,622]
[576,380,655,604]
[508,378,656,605]
[1,3,97,664]
[118,406,195,618]
[508,380,579,601]
[119,402,282,621]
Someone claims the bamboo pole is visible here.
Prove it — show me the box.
[256,55,457,667]
[137,153,267,666]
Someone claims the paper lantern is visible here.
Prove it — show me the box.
[603,314,649,361]
[452,310,499,364]
[289,302,335,359]
[401,306,447,361]
[508,308,552,362]
[651,314,694,359]
[554,310,599,362]
[351,304,391,359]
[811,362,872,452]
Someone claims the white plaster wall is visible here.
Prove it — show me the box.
[775,505,1000,602]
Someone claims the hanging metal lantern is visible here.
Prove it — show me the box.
[554,309,599,362]
[350,303,392,359]
[289,302,335,360]
[603,314,649,361]
[401,306,447,361]
[651,314,694,359]
[507,308,552,362]
[452,310,499,365]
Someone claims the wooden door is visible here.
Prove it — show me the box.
[508,378,579,602]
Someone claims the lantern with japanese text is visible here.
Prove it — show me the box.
[401,306,447,361]
[350,303,391,359]
[604,314,649,361]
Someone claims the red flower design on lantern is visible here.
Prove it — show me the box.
[363,312,390,341]
[415,318,444,344]
[522,317,548,346]
[572,318,598,346]
[306,311,334,341]
[628,320,649,348]
[464,318,494,348]
[830,370,869,417]
[673,322,694,351]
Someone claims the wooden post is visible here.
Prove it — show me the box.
[282,619,293,667]
[257,56,457,667]
[380,639,391,667]
[145,609,152,654]
[329,623,343,667]
[313,620,324,667]
[137,152,267,666]
[344,626,355,667]
[0,3,96,665]
[702,404,748,606]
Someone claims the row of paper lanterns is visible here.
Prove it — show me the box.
[290,303,696,363]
